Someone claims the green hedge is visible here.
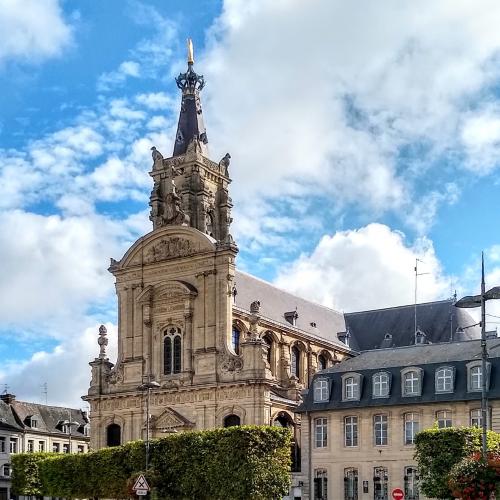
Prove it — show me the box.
[414,426,500,499]
[12,425,291,500]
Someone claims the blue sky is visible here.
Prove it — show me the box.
[0,0,500,406]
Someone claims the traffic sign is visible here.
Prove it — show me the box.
[392,488,404,500]
[132,474,150,495]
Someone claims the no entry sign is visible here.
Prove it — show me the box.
[392,488,404,500]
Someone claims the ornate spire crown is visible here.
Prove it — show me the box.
[175,38,205,92]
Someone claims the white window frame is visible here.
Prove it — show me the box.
[342,373,362,401]
[436,410,452,428]
[315,417,328,448]
[401,367,422,397]
[373,414,388,446]
[9,438,17,453]
[344,416,358,447]
[2,464,10,477]
[435,367,454,393]
[314,379,330,402]
[470,408,482,427]
[372,372,390,398]
[404,412,420,445]
[27,440,34,452]
[466,361,491,392]
[0,436,5,453]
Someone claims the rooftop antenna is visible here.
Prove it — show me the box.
[414,258,430,343]
[41,382,48,405]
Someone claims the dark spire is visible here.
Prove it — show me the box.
[173,39,208,156]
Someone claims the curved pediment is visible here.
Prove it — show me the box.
[112,226,216,271]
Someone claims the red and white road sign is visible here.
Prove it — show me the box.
[132,474,150,496]
[392,488,404,500]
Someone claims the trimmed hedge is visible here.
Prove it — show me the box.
[12,425,291,500]
[414,426,500,499]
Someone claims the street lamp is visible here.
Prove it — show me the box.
[137,380,160,470]
[455,252,500,459]
[62,411,80,453]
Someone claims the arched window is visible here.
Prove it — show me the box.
[223,414,241,427]
[232,326,241,355]
[291,345,300,378]
[318,354,327,371]
[263,334,273,365]
[164,326,182,375]
[106,423,121,447]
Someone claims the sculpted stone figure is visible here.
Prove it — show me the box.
[219,153,231,176]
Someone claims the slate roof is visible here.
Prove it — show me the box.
[297,339,500,413]
[344,300,480,350]
[9,400,88,437]
[0,400,22,431]
[233,271,480,351]
[234,270,347,347]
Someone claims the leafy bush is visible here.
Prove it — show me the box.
[10,452,57,497]
[414,426,500,499]
[448,452,499,500]
[12,426,291,500]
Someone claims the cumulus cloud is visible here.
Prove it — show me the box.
[274,223,452,312]
[0,210,140,330]
[0,0,72,64]
[201,0,500,242]
[0,323,118,408]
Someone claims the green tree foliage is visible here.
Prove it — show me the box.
[414,427,500,499]
[12,426,291,500]
[10,452,57,496]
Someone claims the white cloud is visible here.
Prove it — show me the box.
[461,104,500,173]
[97,60,141,92]
[0,0,72,64]
[0,210,136,330]
[274,223,451,312]
[0,323,118,408]
[202,0,500,234]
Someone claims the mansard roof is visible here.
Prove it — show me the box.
[0,400,22,431]
[234,270,347,347]
[344,299,480,350]
[297,338,500,413]
[8,400,89,437]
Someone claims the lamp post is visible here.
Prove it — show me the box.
[62,411,80,454]
[455,252,500,459]
[137,380,160,470]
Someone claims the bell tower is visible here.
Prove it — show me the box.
[149,39,234,244]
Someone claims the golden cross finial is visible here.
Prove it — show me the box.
[187,38,194,64]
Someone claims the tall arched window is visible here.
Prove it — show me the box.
[291,345,300,379]
[263,334,273,365]
[106,423,121,447]
[223,414,241,427]
[232,326,241,354]
[318,354,327,371]
[164,326,182,375]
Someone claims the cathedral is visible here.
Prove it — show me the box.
[83,42,478,473]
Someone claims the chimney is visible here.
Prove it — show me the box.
[0,393,16,404]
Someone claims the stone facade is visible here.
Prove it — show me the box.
[0,394,89,500]
[296,339,500,499]
[83,48,351,457]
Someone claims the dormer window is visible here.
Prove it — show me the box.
[337,329,351,347]
[342,373,362,401]
[415,329,427,344]
[313,379,329,402]
[25,416,39,428]
[467,361,491,392]
[372,372,390,398]
[401,367,423,397]
[285,310,298,327]
[435,366,454,393]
